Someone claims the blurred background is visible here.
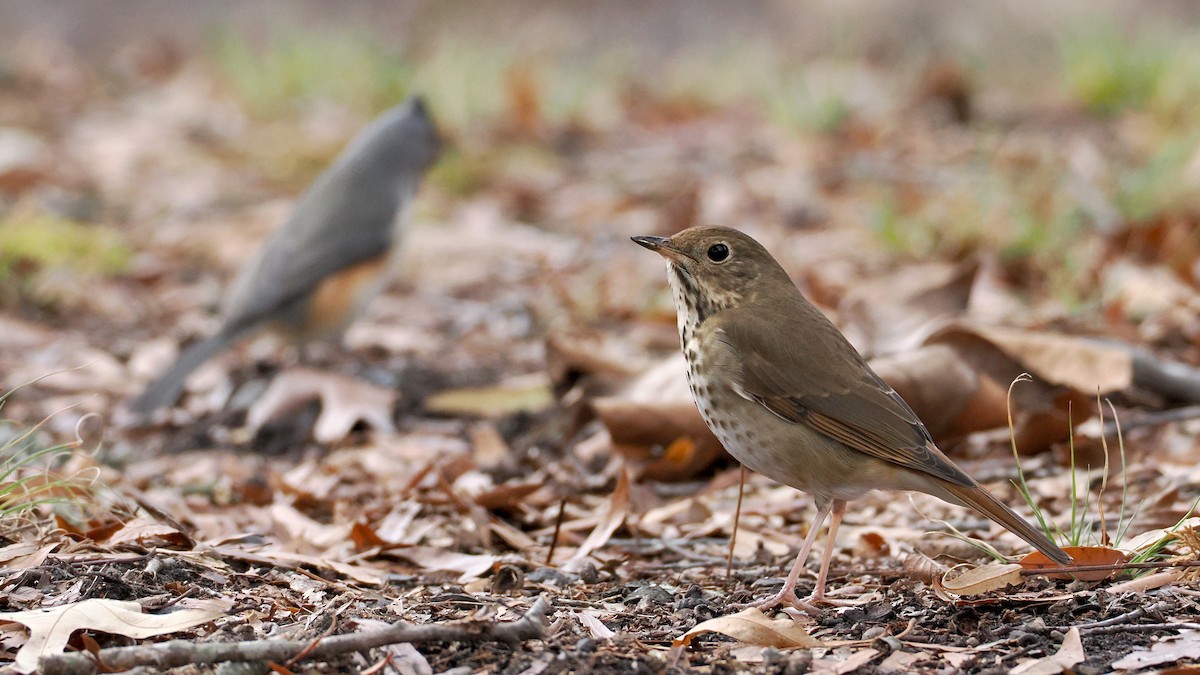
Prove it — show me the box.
[3,0,1200,427]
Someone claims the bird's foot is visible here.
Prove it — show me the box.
[739,588,860,618]
[753,588,824,616]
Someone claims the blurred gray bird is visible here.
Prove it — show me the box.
[131,96,442,413]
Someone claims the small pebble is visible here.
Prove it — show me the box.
[527,568,577,586]
[578,562,600,584]
[625,585,675,604]
[1012,630,1038,646]
[861,626,886,640]
[872,635,902,654]
[784,650,812,675]
[576,637,598,654]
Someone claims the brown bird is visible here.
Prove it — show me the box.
[131,96,442,413]
[633,226,1070,613]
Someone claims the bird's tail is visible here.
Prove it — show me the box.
[937,479,1072,565]
[129,332,236,414]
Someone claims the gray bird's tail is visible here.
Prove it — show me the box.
[937,479,1072,565]
[129,331,237,414]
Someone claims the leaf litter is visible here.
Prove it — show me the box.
[5,5,1200,673]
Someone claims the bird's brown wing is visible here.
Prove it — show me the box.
[715,303,974,488]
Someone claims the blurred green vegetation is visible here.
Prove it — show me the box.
[209,26,415,117]
[1060,25,1175,117]
[0,210,131,310]
[203,19,1200,307]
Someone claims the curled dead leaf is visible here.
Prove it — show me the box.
[902,552,949,584]
[1009,626,1084,675]
[928,323,1133,394]
[937,563,1023,596]
[561,467,630,572]
[674,607,823,650]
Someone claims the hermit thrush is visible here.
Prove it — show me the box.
[633,226,1070,613]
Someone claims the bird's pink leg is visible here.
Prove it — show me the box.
[810,499,846,604]
[754,500,835,614]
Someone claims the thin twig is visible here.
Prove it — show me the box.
[727,464,745,579]
[546,497,567,566]
[36,596,551,675]
[1066,622,1200,635]
[1020,559,1200,576]
[1072,601,1169,629]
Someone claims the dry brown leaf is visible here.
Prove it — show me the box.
[392,546,499,582]
[560,467,630,572]
[0,597,231,674]
[269,502,353,551]
[937,563,1023,596]
[246,368,396,443]
[1108,569,1185,594]
[674,607,823,650]
[0,543,58,571]
[1009,626,1084,675]
[902,551,949,584]
[470,422,514,472]
[350,521,388,552]
[424,374,553,418]
[106,516,192,549]
[811,648,880,674]
[1021,545,1129,581]
[871,344,1005,441]
[928,323,1133,394]
[575,612,616,641]
[211,546,387,585]
[593,354,725,480]
[1113,630,1200,670]
[839,259,977,357]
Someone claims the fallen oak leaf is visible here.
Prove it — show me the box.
[592,354,726,481]
[0,597,231,674]
[673,607,823,650]
[246,368,396,444]
[1021,545,1129,581]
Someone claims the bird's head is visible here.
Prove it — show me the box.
[632,226,794,321]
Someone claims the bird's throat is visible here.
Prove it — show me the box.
[666,263,711,349]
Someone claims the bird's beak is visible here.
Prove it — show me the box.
[632,235,692,263]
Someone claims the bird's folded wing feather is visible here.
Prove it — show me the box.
[716,308,974,488]
[223,169,399,327]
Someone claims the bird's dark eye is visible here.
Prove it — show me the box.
[706,243,730,262]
